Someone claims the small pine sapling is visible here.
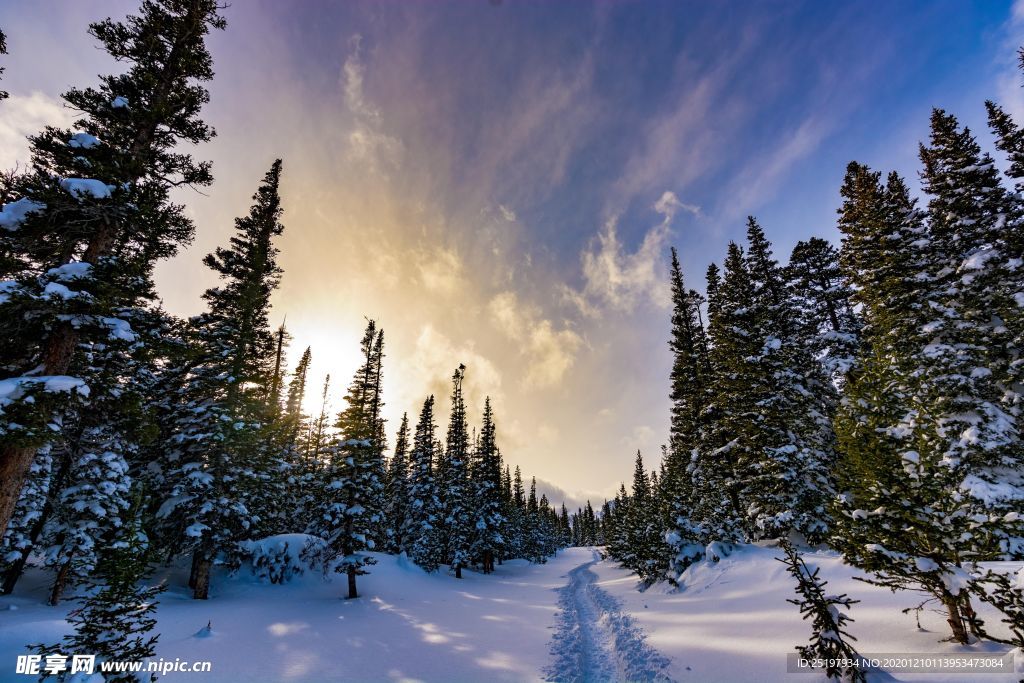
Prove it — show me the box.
[778,541,865,683]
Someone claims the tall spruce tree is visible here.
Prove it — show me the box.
[313,321,386,599]
[0,0,226,539]
[407,396,443,571]
[663,247,712,580]
[471,397,504,573]
[38,492,163,683]
[162,160,286,600]
[443,365,472,578]
[384,413,410,554]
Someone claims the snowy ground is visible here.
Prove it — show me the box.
[0,546,1020,682]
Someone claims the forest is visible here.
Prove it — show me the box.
[1,1,1023,682]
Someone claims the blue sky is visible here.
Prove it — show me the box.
[1,0,1022,506]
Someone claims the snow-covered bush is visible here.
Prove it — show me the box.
[241,534,326,584]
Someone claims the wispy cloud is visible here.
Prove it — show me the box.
[488,291,583,389]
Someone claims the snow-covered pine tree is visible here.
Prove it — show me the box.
[507,466,526,560]
[741,218,835,543]
[470,397,504,573]
[37,491,163,683]
[384,413,410,554]
[620,452,663,582]
[284,346,312,450]
[700,242,757,542]
[313,320,386,599]
[0,0,226,539]
[663,247,713,580]
[834,111,1024,644]
[0,446,55,594]
[162,160,287,600]
[407,396,444,571]
[305,374,332,465]
[785,237,860,387]
[778,540,865,683]
[442,365,472,578]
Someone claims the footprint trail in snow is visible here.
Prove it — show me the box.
[546,550,675,683]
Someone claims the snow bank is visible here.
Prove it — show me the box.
[593,544,1021,682]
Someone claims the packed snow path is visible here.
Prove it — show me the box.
[547,550,674,683]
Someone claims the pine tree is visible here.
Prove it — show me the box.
[785,237,860,386]
[312,321,386,599]
[37,492,163,683]
[384,413,410,554]
[162,160,287,600]
[834,111,1024,644]
[407,396,443,571]
[282,346,312,452]
[663,247,712,580]
[470,397,504,573]
[0,0,226,539]
[442,365,472,578]
[0,28,7,102]
[742,218,835,543]
[779,540,865,683]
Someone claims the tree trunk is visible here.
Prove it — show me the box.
[942,594,970,644]
[347,567,358,599]
[193,556,212,600]
[188,550,202,589]
[1,446,74,595]
[0,445,38,542]
[48,557,73,606]
[455,565,462,579]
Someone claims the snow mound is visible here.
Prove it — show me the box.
[240,534,327,584]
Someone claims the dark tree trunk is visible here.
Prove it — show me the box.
[193,556,212,600]
[1,446,74,595]
[942,594,970,644]
[347,567,358,599]
[188,550,202,589]
[48,557,73,606]
[455,565,462,579]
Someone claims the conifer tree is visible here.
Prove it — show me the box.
[407,396,443,570]
[663,247,712,579]
[38,492,163,683]
[471,397,504,573]
[313,320,386,599]
[779,541,865,683]
[443,365,472,578]
[283,346,312,450]
[785,237,860,385]
[0,0,226,539]
[834,111,1024,644]
[0,28,7,102]
[384,413,410,554]
[163,160,286,600]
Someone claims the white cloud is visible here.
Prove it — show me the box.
[498,204,517,222]
[404,324,503,419]
[487,291,583,389]
[653,190,701,221]
[415,245,466,296]
[0,91,75,171]
[577,214,671,313]
[341,35,402,175]
[995,1,1024,121]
